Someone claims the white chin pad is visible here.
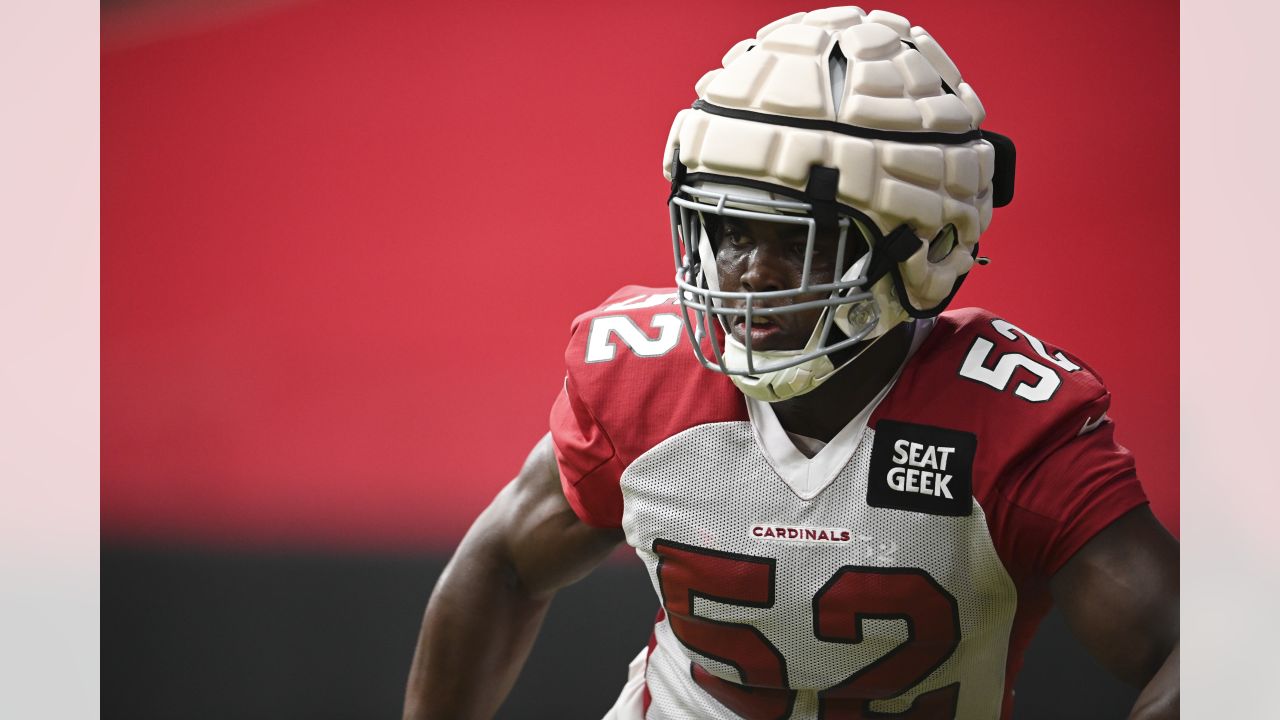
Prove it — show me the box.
[722,336,837,403]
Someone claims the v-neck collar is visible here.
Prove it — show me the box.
[745,319,935,501]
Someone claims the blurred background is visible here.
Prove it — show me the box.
[101,0,1177,718]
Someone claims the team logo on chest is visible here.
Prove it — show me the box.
[867,419,977,516]
[749,524,852,544]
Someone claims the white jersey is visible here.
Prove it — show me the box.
[552,287,1146,720]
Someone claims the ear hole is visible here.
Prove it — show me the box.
[927,224,958,263]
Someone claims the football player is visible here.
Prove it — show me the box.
[403,7,1178,719]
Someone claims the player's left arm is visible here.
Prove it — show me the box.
[1049,505,1179,719]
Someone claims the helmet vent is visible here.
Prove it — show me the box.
[927,224,958,263]
[901,39,956,96]
[828,43,847,116]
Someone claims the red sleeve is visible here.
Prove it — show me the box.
[878,308,1151,583]
[549,373,625,529]
[998,390,1148,576]
[873,308,1151,700]
[546,285,746,529]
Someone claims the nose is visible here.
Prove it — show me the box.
[738,241,791,293]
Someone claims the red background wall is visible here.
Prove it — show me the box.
[102,0,1178,552]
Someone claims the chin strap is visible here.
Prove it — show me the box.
[863,224,978,320]
[864,224,922,288]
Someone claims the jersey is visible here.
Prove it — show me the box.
[550,286,1147,720]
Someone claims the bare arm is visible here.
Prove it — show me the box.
[1050,505,1179,720]
[402,433,625,720]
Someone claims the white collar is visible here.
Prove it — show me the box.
[745,319,934,500]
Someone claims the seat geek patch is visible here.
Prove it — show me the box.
[867,419,977,516]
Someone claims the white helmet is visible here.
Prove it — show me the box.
[665,7,1015,402]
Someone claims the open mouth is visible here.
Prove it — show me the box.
[731,314,786,346]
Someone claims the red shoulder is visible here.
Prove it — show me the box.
[876,307,1111,439]
[550,286,744,528]
[873,308,1146,578]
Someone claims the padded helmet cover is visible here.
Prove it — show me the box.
[665,7,1000,325]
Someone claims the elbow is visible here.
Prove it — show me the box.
[1128,687,1178,720]
[1127,643,1179,720]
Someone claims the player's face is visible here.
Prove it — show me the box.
[714,216,842,352]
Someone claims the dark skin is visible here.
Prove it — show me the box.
[404,216,1179,719]
[403,435,624,720]
[1052,506,1179,720]
[714,216,916,441]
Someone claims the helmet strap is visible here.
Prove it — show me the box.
[884,240,979,319]
[804,165,841,238]
[667,155,688,204]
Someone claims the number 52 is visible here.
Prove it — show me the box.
[957,320,1079,403]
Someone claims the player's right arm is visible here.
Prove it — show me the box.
[402,432,625,720]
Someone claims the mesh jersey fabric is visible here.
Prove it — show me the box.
[549,286,1147,720]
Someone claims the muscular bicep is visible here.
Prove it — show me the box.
[470,433,625,598]
[1050,505,1179,687]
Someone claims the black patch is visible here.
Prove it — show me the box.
[867,420,977,516]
